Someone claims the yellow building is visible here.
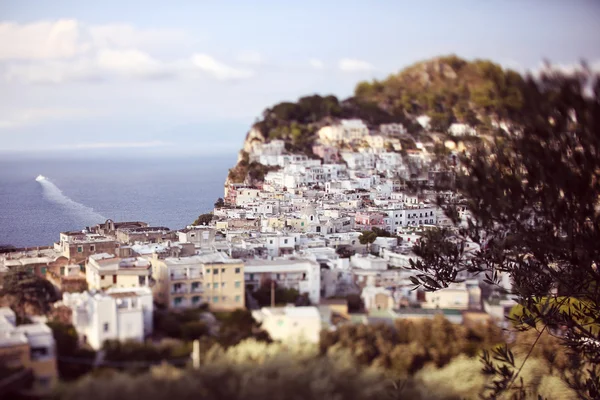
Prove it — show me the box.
[86,254,152,290]
[151,252,245,311]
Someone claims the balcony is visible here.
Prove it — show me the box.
[170,273,188,281]
[190,285,204,293]
[171,285,189,294]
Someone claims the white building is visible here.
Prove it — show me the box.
[244,258,321,304]
[61,287,154,350]
[422,280,481,310]
[252,306,322,343]
[448,123,477,137]
[318,119,369,143]
[379,123,407,136]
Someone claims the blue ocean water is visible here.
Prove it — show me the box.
[0,155,234,247]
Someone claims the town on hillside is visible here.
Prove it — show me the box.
[0,116,516,394]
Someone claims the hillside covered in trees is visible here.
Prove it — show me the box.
[249,55,525,147]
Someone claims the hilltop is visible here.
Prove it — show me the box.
[227,55,525,184]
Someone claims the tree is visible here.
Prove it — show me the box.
[193,213,213,226]
[214,198,225,208]
[0,267,59,318]
[216,309,271,348]
[358,231,377,252]
[409,69,600,399]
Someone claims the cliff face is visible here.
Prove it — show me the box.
[241,128,265,158]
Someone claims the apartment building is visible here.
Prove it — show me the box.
[56,231,117,265]
[86,254,152,290]
[60,287,153,350]
[152,252,245,311]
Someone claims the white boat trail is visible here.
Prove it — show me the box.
[36,175,107,225]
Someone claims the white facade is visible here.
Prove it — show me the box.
[86,254,151,290]
[61,287,153,350]
[252,306,322,343]
[318,119,369,143]
[244,258,321,304]
[448,123,477,137]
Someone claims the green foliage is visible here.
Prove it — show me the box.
[409,70,600,399]
[192,213,213,226]
[102,339,191,372]
[153,307,209,339]
[354,55,526,126]
[320,315,504,375]
[252,280,302,307]
[214,197,224,208]
[0,266,59,318]
[47,321,96,381]
[358,230,377,246]
[58,344,400,400]
[216,309,271,348]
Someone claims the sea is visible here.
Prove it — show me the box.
[0,155,235,248]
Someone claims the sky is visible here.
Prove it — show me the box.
[1,0,599,157]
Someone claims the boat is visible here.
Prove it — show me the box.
[35,175,46,182]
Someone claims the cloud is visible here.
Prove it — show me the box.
[0,108,99,129]
[191,53,253,80]
[0,19,84,61]
[5,49,171,83]
[54,140,170,150]
[1,20,257,84]
[309,59,324,69]
[87,24,186,50]
[237,50,263,65]
[338,58,375,72]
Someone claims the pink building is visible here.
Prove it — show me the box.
[312,145,340,164]
[355,212,386,229]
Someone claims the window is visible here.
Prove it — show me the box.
[192,296,200,304]
[269,240,274,244]
[103,323,109,332]
[235,267,241,274]
[77,246,83,253]
[221,282,226,288]
[90,245,95,252]
[206,268,211,273]
[138,276,145,285]
[214,269,219,274]
[284,239,288,244]
[31,346,49,359]
[249,273,254,280]
[276,274,281,280]
[221,268,225,273]
[113,275,117,284]
[212,296,219,303]
[40,267,47,275]
[190,233,196,238]
[101,275,105,280]
[235,295,241,302]
[174,297,182,305]
[235,281,241,288]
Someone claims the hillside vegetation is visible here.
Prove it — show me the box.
[251,55,525,144]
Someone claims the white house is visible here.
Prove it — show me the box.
[422,280,481,310]
[379,123,407,136]
[61,287,154,350]
[244,258,321,304]
[448,123,477,137]
[252,306,322,343]
[86,254,152,290]
[318,119,369,143]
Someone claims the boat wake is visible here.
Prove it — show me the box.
[35,175,107,225]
